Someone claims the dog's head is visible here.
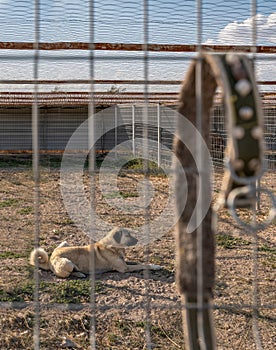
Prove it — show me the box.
[108,227,138,248]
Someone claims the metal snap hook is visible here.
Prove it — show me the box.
[227,185,276,231]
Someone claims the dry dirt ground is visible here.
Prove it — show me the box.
[0,156,275,349]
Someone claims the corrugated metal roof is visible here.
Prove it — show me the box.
[0,91,274,107]
[0,92,179,106]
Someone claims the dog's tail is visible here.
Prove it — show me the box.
[29,248,50,271]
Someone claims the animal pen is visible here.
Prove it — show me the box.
[0,1,275,350]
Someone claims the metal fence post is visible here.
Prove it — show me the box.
[132,104,135,156]
[157,103,161,167]
[115,105,118,159]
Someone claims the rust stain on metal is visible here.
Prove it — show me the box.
[0,79,274,86]
[0,79,183,85]
[0,42,275,53]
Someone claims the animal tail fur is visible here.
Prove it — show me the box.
[29,248,50,271]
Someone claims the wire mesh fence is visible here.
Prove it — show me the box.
[0,1,275,350]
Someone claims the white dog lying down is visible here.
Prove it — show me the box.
[29,227,162,278]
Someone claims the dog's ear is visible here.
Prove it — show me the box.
[113,228,123,244]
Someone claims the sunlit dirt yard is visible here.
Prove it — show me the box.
[0,156,275,349]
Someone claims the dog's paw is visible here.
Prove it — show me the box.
[149,264,163,270]
[71,271,87,278]
[57,241,69,248]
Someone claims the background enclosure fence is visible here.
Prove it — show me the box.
[0,97,275,171]
[0,1,275,350]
